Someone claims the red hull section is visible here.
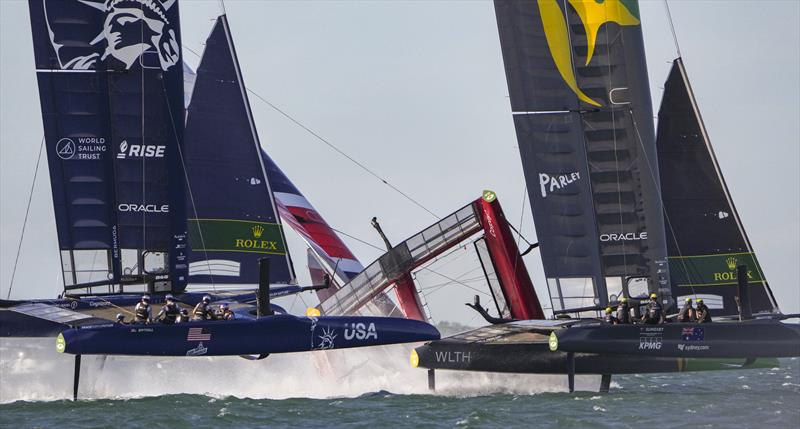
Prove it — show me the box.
[477,192,545,320]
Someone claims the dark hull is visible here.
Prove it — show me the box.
[59,315,440,357]
[554,320,800,358]
[413,319,797,375]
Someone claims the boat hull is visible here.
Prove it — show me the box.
[58,314,440,357]
[413,319,798,374]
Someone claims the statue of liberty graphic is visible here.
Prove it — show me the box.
[44,0,179,71]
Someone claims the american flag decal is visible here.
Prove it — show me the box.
[187,327,211,342]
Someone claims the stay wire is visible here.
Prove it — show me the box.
[183,45,439,221]
[6,137,45,300]
[663,0,683,58]
[160,79,217,291]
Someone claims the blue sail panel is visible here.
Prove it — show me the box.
[28,0,188,290]
[185,15,294,285]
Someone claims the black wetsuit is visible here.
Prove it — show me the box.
[696,303,712,323]
[616,304,631,324]
[643,300,663,324]
[158,302,181,324]
[677,303,695,323]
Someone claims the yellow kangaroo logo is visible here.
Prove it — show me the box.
[537,0,640,107]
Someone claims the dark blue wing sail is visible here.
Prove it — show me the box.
[28,0,188,292]
[184,15,294,285]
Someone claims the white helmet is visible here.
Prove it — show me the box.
[141,294,151,302]
[165,294,174,301]
[219,303,229,311]
[202,295,211,303]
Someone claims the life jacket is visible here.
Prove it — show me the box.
[604,314,616,324]
[134,302,150,323]
[222,310,235,321]
[161,302,180,324]
[646,301,662,320]
[616,304,630,324]
[193,302,210,320]
[677,304,693,322]
[696,304,712,323]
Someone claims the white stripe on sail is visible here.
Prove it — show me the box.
[189,259,241,277]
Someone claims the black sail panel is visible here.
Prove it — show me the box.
[656,58,778,315]
[495,0,672,311]
[515,112,605,312]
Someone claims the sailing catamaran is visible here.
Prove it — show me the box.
[0,0,439,372]
[411,0,799,392]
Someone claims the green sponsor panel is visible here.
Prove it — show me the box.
[188,219,286,255]
[669,252,766,287]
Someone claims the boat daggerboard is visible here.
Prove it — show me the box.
[183,15,295,285]
[28,0,189,292]
[656,58,779,315]
[493,0,672,312]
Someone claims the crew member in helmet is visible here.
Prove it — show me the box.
[115,313,126,324]
[157,294,181,325]
[219,303,235,321]
[616,296,631,324]
[134,295,152,324]
[677,297,696,323]
[192,295,216,321]
[695,298,712,323]
[176,308,190,323]
[641,293,664,325]
[603,307,618,324]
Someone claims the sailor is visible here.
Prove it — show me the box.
[603,307,618,324]
[157,294,181,325]
[176,308,190,323]
[133,295,152,324]
[616,296,631,324]
[192,295,216,321]
[696,298,712,323]
[115,313,126,324]
[677,298,696,323]
[641,293,664,325]
[219,303,235,321]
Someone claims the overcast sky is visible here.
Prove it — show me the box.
[1,0,798,323]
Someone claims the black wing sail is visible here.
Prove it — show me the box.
[494,0,671,313]
[656,58,778,315]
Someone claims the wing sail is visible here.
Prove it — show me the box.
[656,58,778,315]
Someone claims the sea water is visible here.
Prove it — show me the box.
[1,339,798,428]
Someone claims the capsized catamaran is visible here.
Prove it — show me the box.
[411,0,799,392]
[1,0,439,371]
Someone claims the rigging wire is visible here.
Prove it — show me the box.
[628,107,696,298]
[663,0,683,58]
[6,137,45,300]
[183,45,440,221]
[160,80,217,291]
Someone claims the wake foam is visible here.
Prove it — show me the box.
[0,338,597,402]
